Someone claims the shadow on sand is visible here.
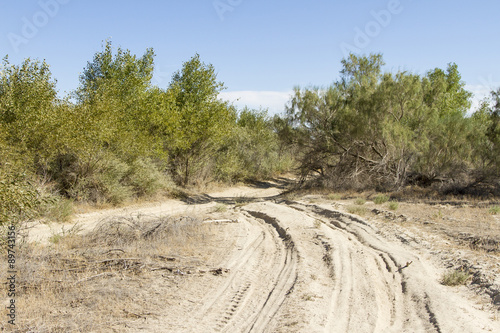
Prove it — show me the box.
[181,177,296,205]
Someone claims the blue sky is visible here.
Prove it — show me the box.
[0,0,498,113]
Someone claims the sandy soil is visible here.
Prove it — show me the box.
[15,181,500,332]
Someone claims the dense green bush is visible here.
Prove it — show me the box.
[0,129,41,226]
[282,53,497,192]
[0,173,40,226]
[215,108,294,182]
[1,42,290,213]
[126,158,173,197]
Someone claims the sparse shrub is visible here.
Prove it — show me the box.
[489,205,500,215]
[354,198,366,205]
[49,233,63,244]
[48,224,81,245]
[213,203,228,212]
[53,154,174,206]
[433,209,444,220]
[282,191,299,201]
[441,269,471,286]
[388,201,399,210]
[234,195,247,204]
[11,214,208,331]
[346,205,367,216]
[97,156,134,205]
[55,153,130,205]
[373,194,389,204]
[327,193,341,201]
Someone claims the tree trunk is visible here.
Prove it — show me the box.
[184,156,189,187]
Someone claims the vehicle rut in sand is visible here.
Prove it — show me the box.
[180,198,499,332]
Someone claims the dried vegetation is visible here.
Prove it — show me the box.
[1,215,216,332]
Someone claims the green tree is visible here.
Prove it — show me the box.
[0,125,41,228]
[49,42,173,202]
[76,40,158,159]
[414,64,473,181]
[487,88,500,163]
[284,53,474,190]
[0,56,59,162]
[468,101,494,172]
[216,108,291,181]
[167,54,236,185]
[469,88,500,179]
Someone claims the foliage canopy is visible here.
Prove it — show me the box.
[1,46,500,225]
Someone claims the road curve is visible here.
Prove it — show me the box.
[179,199,499,332]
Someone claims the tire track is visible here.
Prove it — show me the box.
[177,197,499,332]
[189,209,298,333]
[278,201,444,332]
[191,217,268,331]
[241,210,298,333]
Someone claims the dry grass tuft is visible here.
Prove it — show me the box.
[354,198,366,205]
[86,215,203,247]
[387,201,399,211]
[373,194,390,204]
[388,201,500,253]
[326,193,342,201]
[489,205,500,215]
[441,269,471,286]
[1,214,213,332]
[346,205,367,216]
[213,203,228,213]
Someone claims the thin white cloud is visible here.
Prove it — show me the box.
[220,86,497,116]
[466,74,500,113]
[466,84,495,113]
[219,90,293,115]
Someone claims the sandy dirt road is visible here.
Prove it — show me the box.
[160,201,497,332]
[24,182,500,332]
